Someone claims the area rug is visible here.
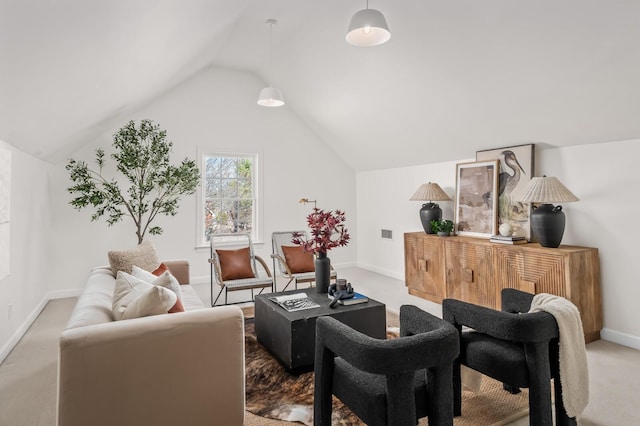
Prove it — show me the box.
[244,317,531,426]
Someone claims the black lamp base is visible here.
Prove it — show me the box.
[419,203,442,234]
[530,204,565,248]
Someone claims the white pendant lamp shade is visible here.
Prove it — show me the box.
[257,87,285,107]
[346,7,391,47]
[258,19,285,107]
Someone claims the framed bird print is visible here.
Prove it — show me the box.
[476,144,535,240]
[454,160,499,238]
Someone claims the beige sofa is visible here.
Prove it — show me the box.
[57,260,245,426]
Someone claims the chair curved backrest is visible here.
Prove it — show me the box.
[271,231,307,277]
[443,288,575,426]
[314,305,459,426]
[208,233,273,306]
[270,231,336,292]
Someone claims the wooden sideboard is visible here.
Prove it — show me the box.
[404,232,603,342]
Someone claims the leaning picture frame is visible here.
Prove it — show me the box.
[455,160,499,238]
[476,144,535,240]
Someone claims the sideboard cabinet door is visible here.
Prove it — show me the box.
[494,244,602,342]
[404,233,446,303]
[445,238,497,309]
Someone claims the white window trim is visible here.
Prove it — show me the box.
[195,148,263,249]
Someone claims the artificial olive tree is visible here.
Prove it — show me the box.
[66,119,199,244]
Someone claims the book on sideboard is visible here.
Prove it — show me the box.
[490,237,528,245]
[490,234,526,241]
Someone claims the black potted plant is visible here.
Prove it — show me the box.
[430,219,454,236]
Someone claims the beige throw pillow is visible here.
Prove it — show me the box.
[112,271,177,320]
[108,240,160,276]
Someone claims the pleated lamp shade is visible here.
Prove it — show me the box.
[517,176,579,203]
[409,182,452,202]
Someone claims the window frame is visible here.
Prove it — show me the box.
[195,149,263,248]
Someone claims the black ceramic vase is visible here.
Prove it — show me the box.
[531,204,565,248]
[315,252,331,293]
[419,203,442,234]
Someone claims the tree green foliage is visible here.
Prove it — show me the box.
[66,119,200,244]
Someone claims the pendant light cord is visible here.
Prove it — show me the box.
[268,20,273,88]
[264,19,277,88]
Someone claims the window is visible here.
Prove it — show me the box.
[197,152,261,246]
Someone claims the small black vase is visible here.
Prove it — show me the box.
[315,252,331,293]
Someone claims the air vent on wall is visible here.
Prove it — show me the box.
[381,229,393,239]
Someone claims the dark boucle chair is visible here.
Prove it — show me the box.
[313,305,459,426]
[443,288,577,426]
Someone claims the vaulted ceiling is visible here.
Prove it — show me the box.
[2,0,639,171]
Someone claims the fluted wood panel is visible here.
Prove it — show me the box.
[496,249,567,296]
[404,232,603,342]
[445,239,496,308]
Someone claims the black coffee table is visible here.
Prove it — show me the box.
[254,290,386,374]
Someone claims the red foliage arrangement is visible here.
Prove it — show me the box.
[292,208,350,254]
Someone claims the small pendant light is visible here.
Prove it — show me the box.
[346,0,391,47]
[257,19,285,107]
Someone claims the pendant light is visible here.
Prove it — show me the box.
[346,0,391,47]
[257,19,285,107]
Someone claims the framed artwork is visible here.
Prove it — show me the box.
[476,144,535,240]
[455,160,499,238]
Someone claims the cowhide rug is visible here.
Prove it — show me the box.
[245,320,392,425]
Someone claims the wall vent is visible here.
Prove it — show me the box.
[381,229,393,239]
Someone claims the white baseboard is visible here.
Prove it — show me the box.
[601,328,640,350]
[0,288,82,364]
[355,262,404,281]
[48,288,82,299]
[0,295,49,364]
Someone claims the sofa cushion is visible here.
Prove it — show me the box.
[281,245,315,273]
[112,271,176,320]
[216,247,255,281]
[132,265,185,313]
[108,240,160,276]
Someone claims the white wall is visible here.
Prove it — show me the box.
[357,139,640,349]
[0,140,53,362]
[47,66,357,304]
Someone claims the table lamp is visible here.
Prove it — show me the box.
[409,182,451,234]
[516,176,579,248]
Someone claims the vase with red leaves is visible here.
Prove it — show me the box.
[292,207,350,293]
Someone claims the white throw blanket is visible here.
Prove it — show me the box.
[529,293,589,418]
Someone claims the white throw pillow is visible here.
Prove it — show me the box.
[131,265,184,305]
[112,271,177,320]
[120,285,177,321]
